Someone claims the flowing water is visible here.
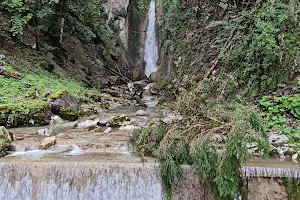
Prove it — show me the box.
[242,158,300,178]
[0,162,164,200]
[144,0,158,77]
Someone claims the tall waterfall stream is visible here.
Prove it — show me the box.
[144,0,158,77]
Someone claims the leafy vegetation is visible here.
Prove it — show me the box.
[136,1,300,198]
[0,66,94,105]
[160,0,300,96]
[0,58,98,126]
[284,179,300,200]
[0,0,122,70]
[131,94,268,199]
[1,0,58,36]
[259,79,300,150]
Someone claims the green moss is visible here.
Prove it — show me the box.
[59,106,79,121]
[51,90,67,99]
[283,179,300,200]
[0,137,13,157]
[0,67,99,105]
[152,82,168,91]
[37,60,54,72]
[135,95,147,107]
[0,100,51,126]
[108,115,130,127]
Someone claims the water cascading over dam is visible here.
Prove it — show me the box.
[144,0,158,77]
[0,162,164,200]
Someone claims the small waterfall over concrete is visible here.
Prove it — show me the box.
[144,0,158,77]
[241,166,300,178]
[0,162,164,200]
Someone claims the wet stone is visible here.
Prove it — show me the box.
[39,136,56,150]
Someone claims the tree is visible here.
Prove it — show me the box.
[1,0,59,49]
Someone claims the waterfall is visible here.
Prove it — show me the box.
[144,0,158,77]
[241,166,300,178]
[0,162,164,200]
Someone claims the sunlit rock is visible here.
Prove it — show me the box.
[39,136,56,150]
[136,110,148,116]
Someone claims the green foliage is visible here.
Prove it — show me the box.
[259,81,300,151]
[0,72,92,104]
[284,179,300,200]
[0,59,99,126]
[1,0,58,36]
[131,103,268,199]
[138,0,150,11]
[131,121,166,156]
[161,0,300,96]
[216,1,300,94]
[0,100,50,126]
[192,141,218,180]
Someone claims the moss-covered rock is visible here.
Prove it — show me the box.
[37,60,54,72]
[108,114,131,127]
[0,126,15,157]
[135,95,147,107]
[50,90,67,99]
[49,91,79,121]
[109,76,121,85]
[0,101,52,127]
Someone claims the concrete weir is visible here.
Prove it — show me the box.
[0,162,215,200]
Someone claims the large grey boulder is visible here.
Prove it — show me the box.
[133,68,147,81]
[149,72,158,82]
[268,132,289,146]
[48,91,79,121]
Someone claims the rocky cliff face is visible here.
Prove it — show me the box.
[102,0,149,79]
[102,0,130,49]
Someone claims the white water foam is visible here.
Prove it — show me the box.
[0,162,164,200]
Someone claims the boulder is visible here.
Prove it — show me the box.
[0,68,22,80]
[39,136,56,150]
[104,127,112,134]
[132,81,147,97]
[109,76,121,85]
[0,126,13,142]
[292,153,298,160]
[136,110,148,116]
[50,115,64,125]
[268,133,289,147]
[37,128,53,137]
[97,120,108,127]
[135,95,147,107]
[119,125,140,132]
[149,72,158,82]
[133,68,147,81]
[0,126,14,157]
[76,118,100,129]
[100,88,121,97]
[48,90,79,121]
[108,115,131,127]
